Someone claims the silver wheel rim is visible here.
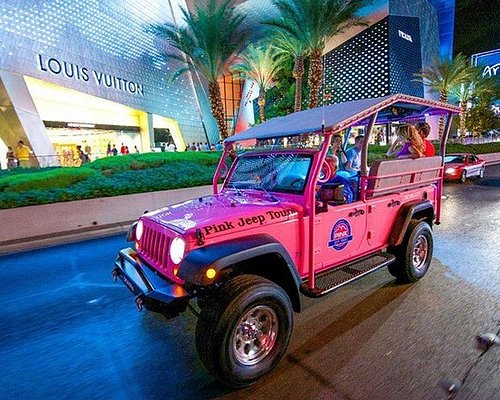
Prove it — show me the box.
[412,235,428,271]
[480,168,484,178]
[461,171,466,182]
[232,305,278,366]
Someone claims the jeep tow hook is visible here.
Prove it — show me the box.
[135,295,145,312]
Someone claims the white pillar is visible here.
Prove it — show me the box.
[0,69,58,167]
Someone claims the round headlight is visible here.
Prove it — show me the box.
[170,237,186,264]
[136,220,144,241]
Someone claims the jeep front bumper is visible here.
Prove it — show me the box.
[112,248,190,317]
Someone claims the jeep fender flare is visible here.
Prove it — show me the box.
[178,234,302,311]
[389,200,434,247]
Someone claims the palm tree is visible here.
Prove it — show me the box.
[449,69,499,137]
[232,43,283,122]
[272,31,308,112]
[149,0,249,139]
[266,0,368,109]
[415,54,475,137]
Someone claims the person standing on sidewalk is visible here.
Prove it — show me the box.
[16,140,32,168]
[6,146,17,170]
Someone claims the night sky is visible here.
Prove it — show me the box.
[454,0,500,56]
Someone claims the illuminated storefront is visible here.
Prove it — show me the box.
[472,48,500,108]
[472,49,500,81]
[0,0,220,168]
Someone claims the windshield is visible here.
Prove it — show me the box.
[445,155,464,163]
[226,153,313,194]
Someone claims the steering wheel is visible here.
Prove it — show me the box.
[317,160,332,183]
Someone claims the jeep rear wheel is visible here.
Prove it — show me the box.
[388,220,433,283]
[195,275,293,388]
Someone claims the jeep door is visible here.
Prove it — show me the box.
[313,200,367,271]
[365,194,402,250]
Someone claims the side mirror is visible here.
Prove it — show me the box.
[317,159,333,183]
[219,164,228,178]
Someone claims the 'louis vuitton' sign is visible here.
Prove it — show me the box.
[36,54,144,96]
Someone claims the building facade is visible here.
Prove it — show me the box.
[321,0,452,106]
[322,15,424,105]
[0,0,219,167]
[0,0,455,167]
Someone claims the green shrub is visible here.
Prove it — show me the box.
[446,142,500,154]
[0,168,96,193]
[87,151,221,173]
[0,143,498,210]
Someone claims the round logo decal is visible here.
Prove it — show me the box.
[328,219,353,251]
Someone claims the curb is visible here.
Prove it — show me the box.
[0,185,213,255]
[0,221,133,255]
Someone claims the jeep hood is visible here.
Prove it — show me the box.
[143,192,301,237]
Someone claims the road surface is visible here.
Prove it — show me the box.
[1,165,499,400]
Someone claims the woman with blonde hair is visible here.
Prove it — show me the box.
[386,124,425,159]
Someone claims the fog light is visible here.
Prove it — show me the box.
[206,268,217,279]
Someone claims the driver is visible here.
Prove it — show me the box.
[323,155,355,203]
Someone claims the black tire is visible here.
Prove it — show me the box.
[478,167,485,179]
[195,275,293,388]
[388,220,433,283]
[460,170,467,183]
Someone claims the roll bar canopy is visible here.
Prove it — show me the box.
[224,94,460,143]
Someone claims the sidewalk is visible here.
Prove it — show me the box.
[1,153,500,255]
[476,152,500,165]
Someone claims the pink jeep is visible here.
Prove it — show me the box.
[112,94,459,387]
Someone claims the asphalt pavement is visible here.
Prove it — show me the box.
[0,165,499,400]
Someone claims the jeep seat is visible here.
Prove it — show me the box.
[365,156,442,198]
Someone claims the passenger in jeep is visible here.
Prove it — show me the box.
[344,135,364,175]
[324,154,355,203]
[386,124,425,159]
[329,134,347,171]
[416,122,436,157]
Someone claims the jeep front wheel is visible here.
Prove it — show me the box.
[195,275,293,388]
[388,220,433,283]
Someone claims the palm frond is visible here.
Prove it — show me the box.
[415,54,475,95]
[232,43,283,90]
[149,0,249,82]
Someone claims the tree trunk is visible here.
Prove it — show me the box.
[459,101,467,137]
[293,54,305,112]
[438,92,448,139]
[258,87,266,122]
[307,48,323,109]
[208,80,228,139]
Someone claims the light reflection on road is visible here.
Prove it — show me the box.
[434,164,500,296]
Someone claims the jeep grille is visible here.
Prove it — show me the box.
[139,221,172,272]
